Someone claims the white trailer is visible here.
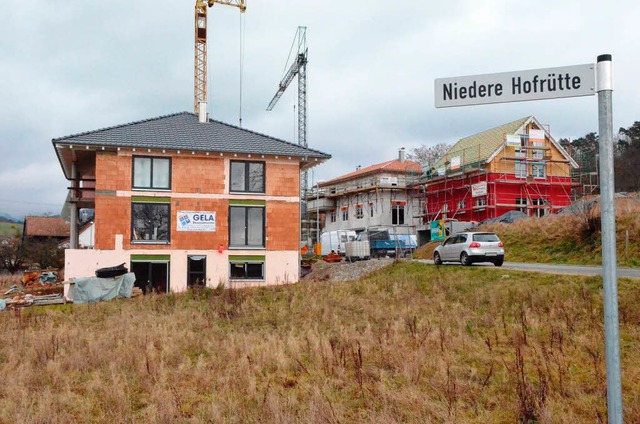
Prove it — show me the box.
[320,230,357,256]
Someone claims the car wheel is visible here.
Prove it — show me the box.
[434,252,442,265]
[460,252,471,266]
[494,258,504,267]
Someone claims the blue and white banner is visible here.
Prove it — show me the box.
[177,211,216,232]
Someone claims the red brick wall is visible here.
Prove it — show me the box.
[266,162,300,197]
[266,201,300,250]
[172,156,225,193]
[94,195,130,249]
[171,198,228,250]
[94,152,300,251]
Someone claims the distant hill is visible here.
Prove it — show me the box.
[0,213,22,224]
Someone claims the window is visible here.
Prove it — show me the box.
[229,206,265,248]
[131,259,170,293]
[133,157,171,190]
[230,161,265,193]
[532,199,546,217]
[355,205,364,219]
[442,203,449,212]
[187,256,206,287]
[330,210,337,223]
[532,142,545,160]
[392,205,405,225]
[131,202,170,243]
[516,198,527,213]
[341,208,349,221]
[369,203,374,217]
[230,257,264,280]
[475,198,486,207]
[457,200,466,210]
[532,163,546,178]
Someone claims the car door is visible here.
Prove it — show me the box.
[451,233,467,261]
[440,235,458,261]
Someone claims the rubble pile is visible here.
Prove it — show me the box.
[1,270,66,310]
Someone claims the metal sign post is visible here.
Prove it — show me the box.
[434,55,623,421]
[597,54,623,424]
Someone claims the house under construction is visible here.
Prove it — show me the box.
[418,116,579,228]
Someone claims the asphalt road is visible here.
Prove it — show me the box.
[414,259,640,279]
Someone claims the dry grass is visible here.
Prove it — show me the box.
[0,262,638,423]
[416,195,640,266]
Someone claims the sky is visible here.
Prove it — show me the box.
[1,0,639,218]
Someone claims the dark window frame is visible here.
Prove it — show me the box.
[228,205,266,248]
[132,156,172,190]
[230,160,266,194]
[229,261,265,280]
[131,202,171,244]
[187,255,207,288]
[392,204,405,225]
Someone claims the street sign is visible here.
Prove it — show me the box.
[435,64,595,108]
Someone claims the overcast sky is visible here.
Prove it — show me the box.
[1,0,639,218]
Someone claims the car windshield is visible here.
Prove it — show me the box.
[472,233,500,242]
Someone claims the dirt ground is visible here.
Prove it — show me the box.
[302,257,395,282]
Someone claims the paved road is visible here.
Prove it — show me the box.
[414,259,640,279]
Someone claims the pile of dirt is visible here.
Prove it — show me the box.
[302,257,394,283]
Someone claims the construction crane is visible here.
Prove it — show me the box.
[267,27,309,238]
[194,0,246,114]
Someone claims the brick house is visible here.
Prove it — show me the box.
[419,116,578,228]
[52,111,330,292]
[308,148,421,236]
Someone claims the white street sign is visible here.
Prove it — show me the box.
[435,64,595,108]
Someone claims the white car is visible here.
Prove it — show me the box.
[433,232,504,266]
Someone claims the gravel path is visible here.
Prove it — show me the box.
[302,257,395,282]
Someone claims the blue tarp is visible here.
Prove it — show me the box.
[70,272,135,304]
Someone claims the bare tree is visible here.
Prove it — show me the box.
[407,143,451,167]
[0,237,27,273]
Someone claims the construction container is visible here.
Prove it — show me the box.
[345,240,370,262]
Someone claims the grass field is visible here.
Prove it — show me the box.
[0,221,21,238]
[0,262,637,422]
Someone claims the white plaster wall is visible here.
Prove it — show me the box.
[65,248,300,294]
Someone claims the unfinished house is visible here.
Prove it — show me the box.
[308,149,421,237]
[419,116,578,228]
[53,111,330,292]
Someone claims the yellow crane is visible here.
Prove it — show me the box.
[194,0,246,114]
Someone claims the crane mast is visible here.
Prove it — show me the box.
[267,27,309,242]
[194,0,246,114]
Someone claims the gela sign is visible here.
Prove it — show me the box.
[177,211,216,232]
[435,63,595,107]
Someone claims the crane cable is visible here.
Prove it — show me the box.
[238,12,246,127]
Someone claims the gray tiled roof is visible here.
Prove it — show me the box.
[52,112,331,159]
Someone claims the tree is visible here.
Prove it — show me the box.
[407,143,451,167]
[0,237,27,273]
[618,121,640,149]
[22,239,65,270]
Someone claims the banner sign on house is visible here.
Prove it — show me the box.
[177,211,216,232]
[450,156,461,170]
[471,181,488,197]
[506,134,522,146]
[435,63,595,108]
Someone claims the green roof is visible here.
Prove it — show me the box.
[435,116,532,170]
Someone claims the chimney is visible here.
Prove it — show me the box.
[356,165,361,171]
[198,101,208,123]
[399,147,406,163]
